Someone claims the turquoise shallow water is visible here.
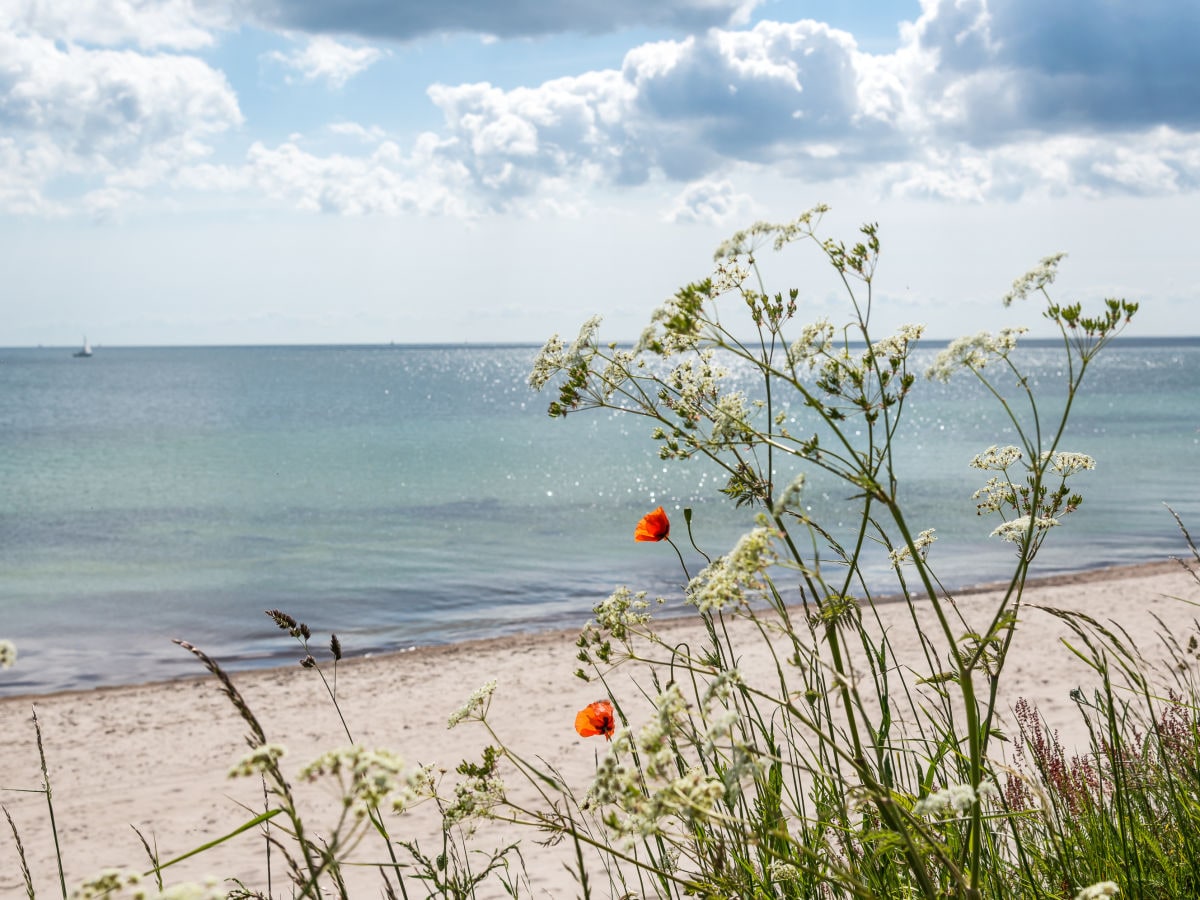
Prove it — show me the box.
[1,339,1197,695]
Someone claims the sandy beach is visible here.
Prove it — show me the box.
[2,560,1198,898]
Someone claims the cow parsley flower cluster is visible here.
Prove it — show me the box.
[598,347,641,401]
[1073,882,1120,900]
[971,445,1025,471]
[587,739,726,840]
[867,323,925,362]
[444,770,506,831]
[969,446,1093,528]
[528,316,603,394]
[528,335,566,391]
[664,349,728,421]
[786,318,836,368]
[1042,450,1096,477]
[710,391,751,443]
[688,526,778,612]
[772,472,807,516]
[72,870,225,900]
[1003,252,1067,306]
[711,258,751,295]
[888,528,937,567]
[448,679,498,729]
[926,328,1028,382]
[300,746,416,819]
[973,476,1020,515]
[990,515,1060,543]
[583,730,637,810]
[768,860,802,884]
[639,682,691,779]
[591,586,655,638]
[228,743,286,778]
[913,780,998,817]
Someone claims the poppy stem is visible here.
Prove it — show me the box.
[683,507,712,565]
[666,537,690,583]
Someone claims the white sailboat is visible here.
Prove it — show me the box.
[73,336,93,358]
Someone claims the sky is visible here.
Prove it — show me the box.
[2,0,1199,346]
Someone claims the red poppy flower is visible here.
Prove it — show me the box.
[634,506,670,542]
[575,699,615,740]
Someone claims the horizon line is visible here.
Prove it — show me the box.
[4,334,1198,351]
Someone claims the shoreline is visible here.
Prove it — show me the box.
[0,558,1186,707]
[1,557,1197,897]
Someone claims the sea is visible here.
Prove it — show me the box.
[1,339,1197,696]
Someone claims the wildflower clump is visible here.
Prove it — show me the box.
[523,207,1144,898]
[88,206,1159,900]
[962,443,1096,557]
[587,744,727,841]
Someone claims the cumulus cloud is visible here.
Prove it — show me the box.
[246,0,761,41]
[328,121,387,142]
[0,31,242,214]
[420,20,906,207]
[236,129,601,218]
[0,0,227,50]
[265,35,385,88]
[215,19,904,217]
[425,70,637,202]
[0,136,69,215]
[400,2,1200,210]
[906,0,1200,138]
[7,0,1200,219]
[240,136,474,216]
[665,178,754,224]
[884,128,1200,202]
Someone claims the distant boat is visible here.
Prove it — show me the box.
[73,337,93,358]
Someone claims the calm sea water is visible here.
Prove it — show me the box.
[1,340,1197,696]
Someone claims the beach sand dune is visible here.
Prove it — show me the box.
[2,561,1197,898]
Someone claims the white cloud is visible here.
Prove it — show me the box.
[0,0,225,50]
[0,135,70,215]
[328,121,387,142]
[0,32,242,213]
[7,0,1200,220]
[265,36,385,89]
[882,129,1200,202]
[665,178,754,224]
[82,186,135,221]
[242,136,473,216]
[426,69,637,203]
[418,20,911,205]
[401,5,1200,211]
